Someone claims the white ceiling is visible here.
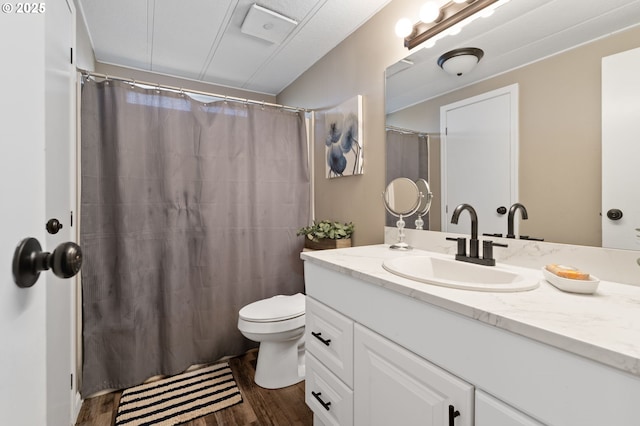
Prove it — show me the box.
[386,0,640,113]
[78,0,640,100]
[77,0,392,95]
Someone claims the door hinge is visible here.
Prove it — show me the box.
[70,211,73,227]
[70,47,73,64]
[70,373,73,390]
[445,127,448,135]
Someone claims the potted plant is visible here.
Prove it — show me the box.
[297,220,354,250]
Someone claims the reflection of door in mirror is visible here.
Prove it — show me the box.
[602,47,640,250]
[385,128,429,228]
[441,85,518,237]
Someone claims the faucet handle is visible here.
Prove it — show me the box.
[446,237,466,257]
[482,240,508,265]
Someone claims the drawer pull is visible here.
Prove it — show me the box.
[312,391,332,411]
[449,404,460,426]
[311,331,332,346]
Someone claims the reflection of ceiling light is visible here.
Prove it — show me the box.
[479,7,495,17]
[397,0,508,50]
[447,26,461,36]
[423,39,436,49]
[437,48,484,76]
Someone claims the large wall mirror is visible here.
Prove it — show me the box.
[385,0,640,249]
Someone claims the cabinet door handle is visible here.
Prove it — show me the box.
[311,331,331,346]
[312,391,331,411]
[449,404,460,426]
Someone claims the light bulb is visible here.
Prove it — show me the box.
[395,18,413,38]
[419,1,441,23]
[453,0,467,3]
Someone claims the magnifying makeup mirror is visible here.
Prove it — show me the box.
[383,177,422,250]
[414,178,433,230]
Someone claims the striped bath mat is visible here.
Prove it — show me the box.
[114,362,243,425]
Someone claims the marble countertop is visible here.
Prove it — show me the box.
[301,244,640,378]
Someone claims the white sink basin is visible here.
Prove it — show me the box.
[382,255,539,292]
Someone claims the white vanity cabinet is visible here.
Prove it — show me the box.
[302,258,640,426]
[354,324,473,426]
[305,295,473,426]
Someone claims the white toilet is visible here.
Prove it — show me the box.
[237,293,306,389]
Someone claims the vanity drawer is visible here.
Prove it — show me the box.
[306,296,354,387]
[306,353,354,426]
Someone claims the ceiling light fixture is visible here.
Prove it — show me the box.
[437,47,484,76]
[398,0,505,50]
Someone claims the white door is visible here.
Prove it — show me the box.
[441,85,518,237]
[0,1,75,425]
[602,47,640,250]
[0,11,49,426]
[45,0,77,424]
[354,324,473,426]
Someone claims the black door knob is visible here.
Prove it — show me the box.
[12,237,83,288]
[46,218,63,234]
[496,206,507,215]
[606,209,623,221]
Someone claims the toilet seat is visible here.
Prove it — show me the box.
[239,293,305,323]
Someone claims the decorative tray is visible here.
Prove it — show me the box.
[542,267,599,294]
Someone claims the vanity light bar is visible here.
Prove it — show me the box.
[405,0,499,50]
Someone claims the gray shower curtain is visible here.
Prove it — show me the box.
[80,79,310,397]
[385,129,429,227]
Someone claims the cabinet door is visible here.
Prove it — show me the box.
[354,324,473,426]
[476,390,544,426]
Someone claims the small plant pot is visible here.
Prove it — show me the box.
[304,238,352,250]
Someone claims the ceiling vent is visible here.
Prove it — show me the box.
[241,3,298,44]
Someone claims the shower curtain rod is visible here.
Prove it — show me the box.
[385,125,429,136]
[78,69,310,113]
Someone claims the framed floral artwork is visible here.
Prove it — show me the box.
[321,95,363,178]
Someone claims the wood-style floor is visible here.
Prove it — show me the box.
[75,349,313,426]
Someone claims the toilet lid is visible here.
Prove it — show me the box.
[239,293,305,322]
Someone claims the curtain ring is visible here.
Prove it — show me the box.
[155,84,161,94]
[179,88,185,97]
[261,101,265,110]
[224,96,228,104]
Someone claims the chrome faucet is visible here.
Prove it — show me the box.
[507,203,528,238]
[447,203,507,266]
